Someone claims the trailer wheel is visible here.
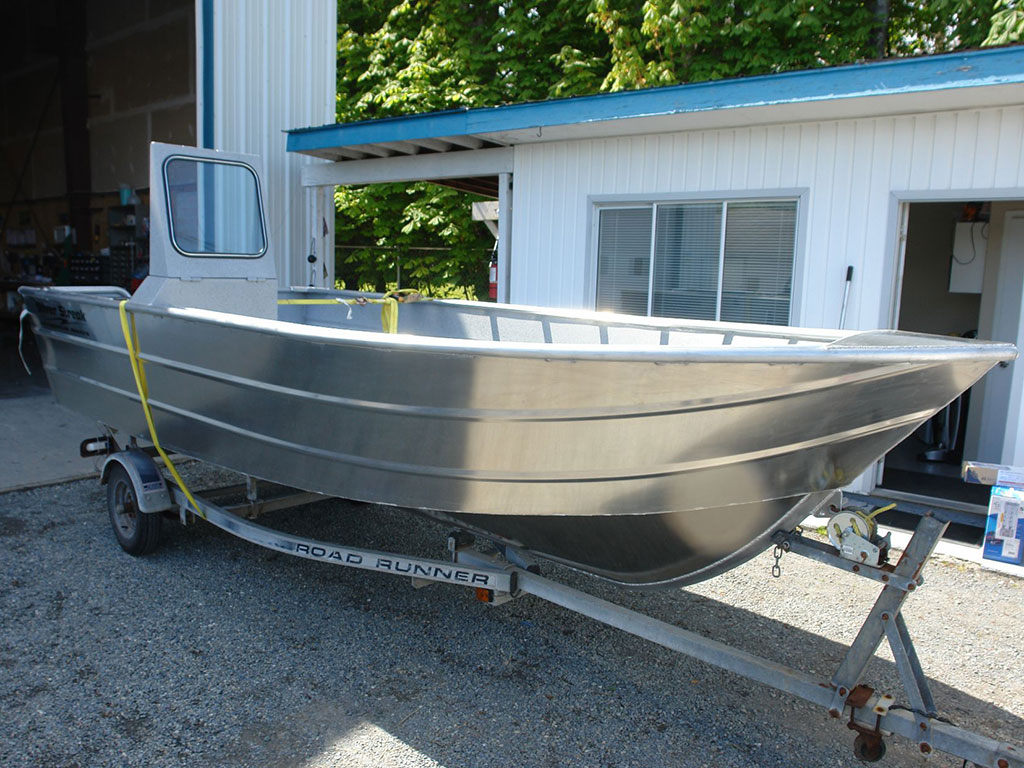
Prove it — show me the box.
[107,463,162,555]
[853,733,886,762]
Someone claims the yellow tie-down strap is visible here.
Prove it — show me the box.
[118,300,202,517]
[278,290,427,334]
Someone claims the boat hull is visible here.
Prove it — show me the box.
[20,286,1014,586]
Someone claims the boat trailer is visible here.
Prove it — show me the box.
[98,444,1021,768]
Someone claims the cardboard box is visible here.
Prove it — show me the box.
[983,485,1024,565]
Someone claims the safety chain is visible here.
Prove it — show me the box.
[771,543,786,578]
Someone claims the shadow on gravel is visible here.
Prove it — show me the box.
[1,478,1020,768]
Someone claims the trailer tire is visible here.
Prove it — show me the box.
[107,463,162,555]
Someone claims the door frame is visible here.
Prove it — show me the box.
[873,187,1024,494]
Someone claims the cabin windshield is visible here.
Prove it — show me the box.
[164,157,266,257]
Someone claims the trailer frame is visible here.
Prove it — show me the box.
[103,447,1022,768]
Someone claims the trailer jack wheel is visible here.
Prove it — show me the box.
[846,699,888,764]
[107,463,162,555]
[852,733,886,762]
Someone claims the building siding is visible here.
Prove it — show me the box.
[206,0,336,288]
[510,106,1024,333]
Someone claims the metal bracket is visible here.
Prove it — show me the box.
[884,612,936,753]
[448,539,520,604]
[771,530,919,592]
[846,686,888,762]
[827,515,946,720]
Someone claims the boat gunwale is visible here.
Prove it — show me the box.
[20,285,1018,366]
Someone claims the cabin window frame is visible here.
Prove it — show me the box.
[163,155,269,259]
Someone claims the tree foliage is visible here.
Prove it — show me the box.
[580,0,1006,91]
[884,1,998,54]
[334,0,606,295]
[986,0,1024,45]
[583,1,878,90]
[335,0,1019,295]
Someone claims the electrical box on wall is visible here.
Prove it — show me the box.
[949,221,987,293]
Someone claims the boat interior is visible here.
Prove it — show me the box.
[275,288,847,348]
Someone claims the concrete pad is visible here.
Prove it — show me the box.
[0,395,104,492]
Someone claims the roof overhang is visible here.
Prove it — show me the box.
[300,146,513,196]
[289,46,1024,194]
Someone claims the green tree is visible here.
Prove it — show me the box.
[985,0,1024,45]
[584,0,878,89]
[582,0,1004,92]
[334,0,607,295]
[889,0,1000,55]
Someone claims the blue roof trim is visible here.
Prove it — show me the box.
[288,46,1024,153]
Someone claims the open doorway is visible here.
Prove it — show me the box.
[878,201,990,506]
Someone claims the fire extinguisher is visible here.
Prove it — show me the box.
[488,253,498,300]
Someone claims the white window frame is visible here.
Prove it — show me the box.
[587,190,808,325]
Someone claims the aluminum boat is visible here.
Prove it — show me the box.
[19,143,1017,587]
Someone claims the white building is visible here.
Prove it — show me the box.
[288,46,1024,510]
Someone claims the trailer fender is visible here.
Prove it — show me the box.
[101,451,174,513]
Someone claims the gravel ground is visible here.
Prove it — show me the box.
[1,463,1021,768]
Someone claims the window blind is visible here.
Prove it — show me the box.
[720,201,796,325]
[595,207,653,315]
[651,203,722,321]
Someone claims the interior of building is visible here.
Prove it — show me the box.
[1,1,195,318]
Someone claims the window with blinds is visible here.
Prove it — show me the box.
[595,199,797,325]
[595,207,653,316]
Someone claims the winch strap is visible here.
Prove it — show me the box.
[117,300,202,517]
